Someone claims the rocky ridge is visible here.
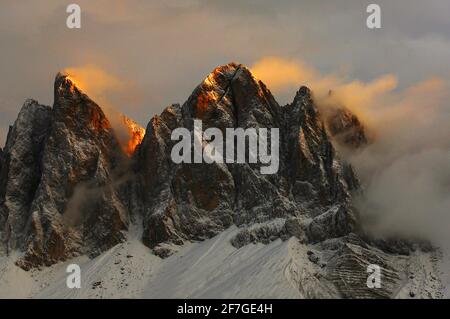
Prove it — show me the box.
[135,63,359,257]
[0,63,439,298]
[0,74,130,269]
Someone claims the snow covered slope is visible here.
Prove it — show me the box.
[0,226,442,299]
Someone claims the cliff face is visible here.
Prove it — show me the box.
[0,99,52,257]
[0,148,3,178]
[0,75,130,269]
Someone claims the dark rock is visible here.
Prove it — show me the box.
[153,246,173,258]
[0,148,3,177]
[1,74,130,269]
[325,106,368,149]
[0,100,52,256]
[308,253,319,264]
[306,205,357,243]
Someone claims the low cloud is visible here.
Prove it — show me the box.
[63,65,127,110]
[251,57,316,93]
[252,55,450,246]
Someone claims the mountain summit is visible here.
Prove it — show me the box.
[0,74,129,269]
[135,63,359,258]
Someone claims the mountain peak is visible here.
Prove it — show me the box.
[210,61,242,74]
[296,85,312,98]
[187,62,273,122]
[54,71,86,100]
[52,71,112,137]
[200,62,243,88]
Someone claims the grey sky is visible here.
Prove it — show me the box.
[1,0,450,145]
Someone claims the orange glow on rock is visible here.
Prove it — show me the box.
[195,93,211,119]
[120,115,145,156]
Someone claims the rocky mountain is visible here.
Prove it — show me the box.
[0,63,440,298]
[0,147,3,169]
[135,63,359,257]
[325,107,368,150]
[0,74,130,269]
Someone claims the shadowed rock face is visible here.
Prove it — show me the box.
[326,107,368,150]
[0,100,52,256]
[0,75,130,269]
[135,63,359,256]
[0,148,3,177]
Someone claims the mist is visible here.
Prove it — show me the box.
[251,56,450,247]
[348,80,450,247]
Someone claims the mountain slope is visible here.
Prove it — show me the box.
[0,226,441,299]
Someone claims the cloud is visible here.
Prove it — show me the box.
[251,57,316,92]
[250,56,398,123]
[252,55,450,246]
[63,65,126,108]
[62,64,144,121]
[330,76,450,246]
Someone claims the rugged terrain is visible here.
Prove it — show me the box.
[0,63,443,298]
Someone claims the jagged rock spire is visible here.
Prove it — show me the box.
[0,73,130,268]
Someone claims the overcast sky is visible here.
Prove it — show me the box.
[1,0,450,145]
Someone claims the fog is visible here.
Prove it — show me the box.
[251,55,450,246]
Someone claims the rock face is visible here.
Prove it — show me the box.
[325,107,368,149]
[0,75,130,269]
[0,148,3,174]
[135,63,359,256]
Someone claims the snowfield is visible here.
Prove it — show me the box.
[0,226,445,299]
